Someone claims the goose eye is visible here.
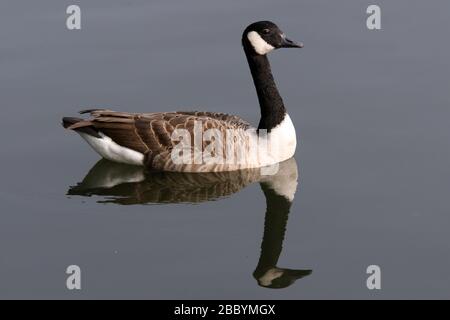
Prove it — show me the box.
[262,29,270,35]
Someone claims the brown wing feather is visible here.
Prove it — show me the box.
[70,110,252,170]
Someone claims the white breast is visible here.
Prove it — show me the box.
[241,114,297,170]
[268,114,297,162]
[256,114,296,167]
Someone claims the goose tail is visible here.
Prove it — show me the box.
[62,117,101,138]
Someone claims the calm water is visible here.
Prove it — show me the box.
[1,0,450,299]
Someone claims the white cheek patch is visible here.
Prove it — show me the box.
[247,31,275,55]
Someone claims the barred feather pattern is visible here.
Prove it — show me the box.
[67,109,259,172]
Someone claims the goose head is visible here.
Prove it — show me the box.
[242,21,303,56]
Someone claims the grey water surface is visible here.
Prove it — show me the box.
[0,0,450,299]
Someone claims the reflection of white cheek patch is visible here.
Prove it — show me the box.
[247,31,274,55]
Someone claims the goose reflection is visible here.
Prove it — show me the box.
[67,158,311,288]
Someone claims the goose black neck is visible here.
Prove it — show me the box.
[245,49,286,131]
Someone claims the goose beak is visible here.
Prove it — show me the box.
[280,35,303,48]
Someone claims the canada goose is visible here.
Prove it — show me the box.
[62,21,303,172]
